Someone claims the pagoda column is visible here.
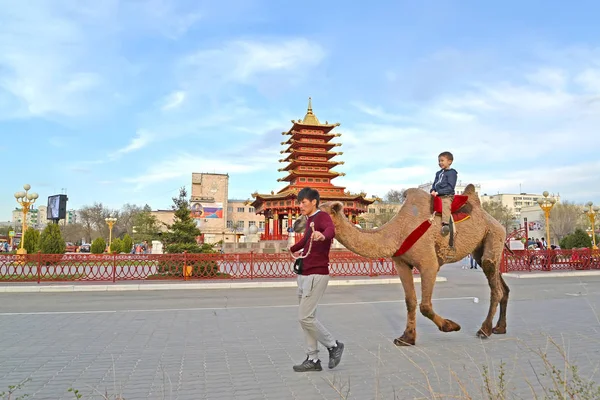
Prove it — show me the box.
[273,213,279,238]
[265,216,270,237]
[288,210,293,231]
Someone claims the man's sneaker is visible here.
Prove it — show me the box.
[293,357,322,372]
[327,341,344,369]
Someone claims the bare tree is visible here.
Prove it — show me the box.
[482,201,517,232]
[385,189,406,203]
[547,201,588,242]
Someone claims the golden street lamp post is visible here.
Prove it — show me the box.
[105,217,117,248]
[584,201,599,249]
[13,184,39,255]
[537,191,557,247]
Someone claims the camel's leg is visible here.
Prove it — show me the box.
[393,260,418,346]
[418,259,461,333]
[492,274,510,334]
[476,233,505,338]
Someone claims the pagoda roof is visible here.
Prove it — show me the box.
[282,139,341,151]
[282,150,342,162]
[249,188,377,209]
[279,159,344,172]
[282,129,341,140]
[278,170,345,182]
[286,98,341,133]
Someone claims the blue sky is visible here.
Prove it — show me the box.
[2,0,600,221]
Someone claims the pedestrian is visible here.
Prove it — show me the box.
[288,187,344,372]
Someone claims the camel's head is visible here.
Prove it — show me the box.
[319,201,345,220]
[292,216,307,233]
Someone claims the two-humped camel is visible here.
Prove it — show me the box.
[314,184,510,346]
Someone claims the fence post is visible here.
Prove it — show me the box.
[183,251,188,281]
[37,251,42,284]
[112,251,117,282]
[250,251,254,280]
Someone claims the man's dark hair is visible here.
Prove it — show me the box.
[438,151,454,161]
[297,187,320,206]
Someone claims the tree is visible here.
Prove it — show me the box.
[78,203,113,242]
[132,205,162,243]
[548,201,588,242]
[559,228,592,249]
[39,223,66,254]
[482,201,517,232]
[22,227,40,254]
[91,237,106,254]
[60,223,86,244]
[162,187,202,252]
[110,238,124,253]
[122,234,133,254]
[385,189,406,203]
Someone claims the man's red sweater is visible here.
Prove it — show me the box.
[290,210,336,275]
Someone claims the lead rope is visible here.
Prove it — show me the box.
[290,222,315,260]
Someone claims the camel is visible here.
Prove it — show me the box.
[305,184,510,346]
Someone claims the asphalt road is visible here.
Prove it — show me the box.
[1,263,599,399]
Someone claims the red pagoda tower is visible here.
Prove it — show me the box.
[250,98,375,240]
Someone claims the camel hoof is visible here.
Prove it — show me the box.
[393,336,415,346]
[476,328,491,339]
[492,326,506,335]
[441,319,461,332]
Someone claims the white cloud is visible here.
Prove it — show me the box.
[125,152,269,190]
[110,130,155,159]
[179,38,326,89]
[161,91,186,110]
[335,55,600,202]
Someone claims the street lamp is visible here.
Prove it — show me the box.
[537,191,557,247]
[105,217,117,247]
[583,201,599,249]
[14,184,39,255]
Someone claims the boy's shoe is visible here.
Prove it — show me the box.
[293,357,322,372]
[327,341,344,369]
[441,224,450,236]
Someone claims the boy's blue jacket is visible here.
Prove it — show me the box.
[430,168,458,196]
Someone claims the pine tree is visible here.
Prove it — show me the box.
[39,223,66,254]
[22,227,40,254]
[122,234,133,254]
[91,237,106,254]
[162,187,202,252]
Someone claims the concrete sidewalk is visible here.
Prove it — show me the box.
[0,275,447,293]
[503,270,600,279]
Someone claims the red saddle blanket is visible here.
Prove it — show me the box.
[433,194,470,223]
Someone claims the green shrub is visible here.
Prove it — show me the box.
[39,223,66,254]
[91,237,106,254]
[22,227,40,254]
[122,234,133,254]
[560,228,593,249]
[110,238,123,253]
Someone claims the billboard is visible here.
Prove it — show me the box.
[47,194,68,220]
[191,202,223,219]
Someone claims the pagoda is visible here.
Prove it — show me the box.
[250,97,376,240]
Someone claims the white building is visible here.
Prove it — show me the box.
[479,193,561,218]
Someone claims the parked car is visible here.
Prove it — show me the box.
[79,244,91,253]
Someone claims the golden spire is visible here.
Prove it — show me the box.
[301,97,321,125]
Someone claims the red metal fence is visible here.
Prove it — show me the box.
[0,252,398,283]
[2,248,599,283]
[501,248,600,273]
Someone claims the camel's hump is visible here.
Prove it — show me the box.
[462,183,481,206]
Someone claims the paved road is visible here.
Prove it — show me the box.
[0,263,599,399]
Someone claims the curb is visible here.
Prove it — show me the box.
[503,270,600,279]
[0,276,447,293]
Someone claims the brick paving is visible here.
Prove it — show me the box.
[0,265,599,399]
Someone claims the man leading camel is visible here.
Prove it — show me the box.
[288,187,344,372]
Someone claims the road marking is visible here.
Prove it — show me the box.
[0,296,478,316]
